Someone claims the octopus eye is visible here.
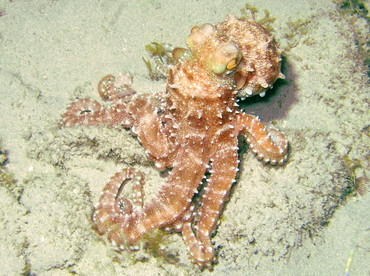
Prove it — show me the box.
[210,63,227,74]
[226,58,238,70]
[227,52,242,71]
[208,46,241,75]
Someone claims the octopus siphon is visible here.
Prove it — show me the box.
[61,15,288,268]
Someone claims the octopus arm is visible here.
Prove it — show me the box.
[126,97,173,164]
[61,97,134,128]
[136,146,209,240]
[61,74,138,128]
[237,113,288,164]
[93,168,145,247]
[182,137,239,267]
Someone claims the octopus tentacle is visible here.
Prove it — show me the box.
[93,168,144,247]
[61,98,133,128]
[126,97,173,168]
[182,220,212,268]
[134,149,209,241]
[61,98,101,127]
[61,74,137,128]
[95,148,209,247]
[197,141,239,238]
[237,113,288,164]
[184,138,239,266]
[98,74,118,101]
[163,202,195,232]
[98,74,136,102]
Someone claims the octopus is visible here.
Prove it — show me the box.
[61,15,288,268]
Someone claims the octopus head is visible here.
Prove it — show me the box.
[186,23,242,76]
[216,15,284,98]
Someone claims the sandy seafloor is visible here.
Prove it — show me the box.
[0,0,369,275]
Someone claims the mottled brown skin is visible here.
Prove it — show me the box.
[61,17,288,268]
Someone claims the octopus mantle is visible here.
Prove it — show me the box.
[61,15,288,268]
